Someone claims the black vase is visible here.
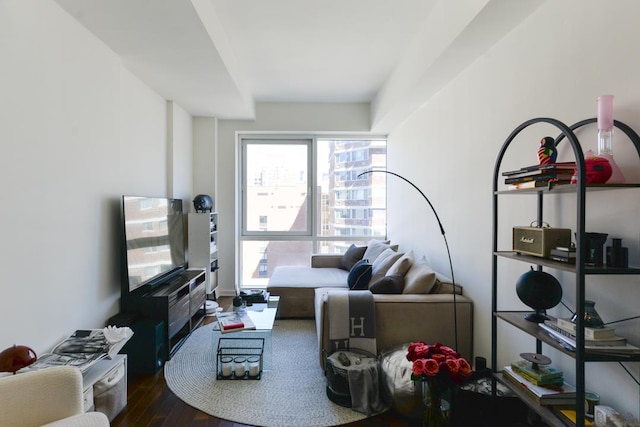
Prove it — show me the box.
[584,232,608,266]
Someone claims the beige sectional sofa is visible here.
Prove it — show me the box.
[266,240,474,367]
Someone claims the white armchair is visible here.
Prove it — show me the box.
[0,366,110,427]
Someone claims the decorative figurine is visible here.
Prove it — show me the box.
[537,136,558,165]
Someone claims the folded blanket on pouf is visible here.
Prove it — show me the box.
[324,290,387,415]
[326,290,376,356]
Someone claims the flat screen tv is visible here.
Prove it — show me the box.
[121,196,187,294]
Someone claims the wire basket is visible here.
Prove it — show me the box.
[216,337,264,380]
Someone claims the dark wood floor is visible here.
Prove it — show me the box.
[111,296,419,427]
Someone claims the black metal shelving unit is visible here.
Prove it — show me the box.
[490,117,640,427]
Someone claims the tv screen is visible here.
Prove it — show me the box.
[121,196,187,293]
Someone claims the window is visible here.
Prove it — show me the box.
[239,136,386,288]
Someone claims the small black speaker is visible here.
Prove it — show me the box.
[120,320,166,376]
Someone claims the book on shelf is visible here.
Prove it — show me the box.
[502,161,577,177]
[554,246,576,252]
[550,248,577,258]
[506,179,572,190]
[502,366,576,405]
[553,408,594,426]
[539,322,639,354]
[555,318,616,339]
[504,172,574,185]
[215,311,256,333]
[28,327,133,372]
[542,321,627,346]
[549,248,577,263]
[510,359,563,386]
[504,167,575,180]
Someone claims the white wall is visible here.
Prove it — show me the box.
[168,101,194,203]
[193,117,217,206]
[216,102,371,295]
[0,1,193,356]
[388,0,640,416]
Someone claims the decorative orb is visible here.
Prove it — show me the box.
[192,194,213,212]
[516,267,562,323]
[0,345,37,374]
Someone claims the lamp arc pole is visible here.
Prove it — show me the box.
[358,169,458,352]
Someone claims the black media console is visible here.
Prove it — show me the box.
[120,268,206,363]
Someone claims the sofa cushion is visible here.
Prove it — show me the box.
[430,279,464,295]
[402,256,437,294]
[362,239,392,263]
[348,259,372,290]
[369,274,405,294]
[338,244,367,271]
[386,250,414,277]
[369,248,403,285]
[269,265,348,288]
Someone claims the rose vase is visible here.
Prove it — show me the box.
[420,379,450,427]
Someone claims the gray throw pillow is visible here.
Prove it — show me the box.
[362,239,393,263]
[403,256,437,294]
[369,248,403,286]
[348,259,372,290]
[338,244,367,271]
[369,275,405,294]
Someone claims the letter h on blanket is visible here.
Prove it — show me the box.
[326,290,377,357]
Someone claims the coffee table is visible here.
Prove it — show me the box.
[212,296,280,371]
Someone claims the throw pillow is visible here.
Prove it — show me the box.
[386,250,415,277]
[369,275,405,294]
[338,244,367,271]
[402,256,437,294]
[369,248,403,286]
[348,259,372,290]
[362,239,393,264]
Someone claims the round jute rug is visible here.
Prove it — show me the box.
[164,319,369,427]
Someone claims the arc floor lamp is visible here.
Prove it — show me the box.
[357,169,459,352]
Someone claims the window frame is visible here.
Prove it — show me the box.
[237,134,387,288]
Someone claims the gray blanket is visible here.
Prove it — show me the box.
[327,290,376,356]
[326,290,386,415]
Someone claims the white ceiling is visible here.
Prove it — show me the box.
[53,0,546,131]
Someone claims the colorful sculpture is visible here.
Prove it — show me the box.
[537,136,558,165]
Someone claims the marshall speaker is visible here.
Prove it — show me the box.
[512,225,571,258]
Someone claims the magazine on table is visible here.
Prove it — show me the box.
[28,327,133,372]
[215,311,257,333]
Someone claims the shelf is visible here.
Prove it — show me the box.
[494,251,640,275]
[494,372,568,427]
[494,312,640,362]
[495,183,640,195]
[492,117,640,427]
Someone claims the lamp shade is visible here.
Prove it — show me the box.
[0,345,37,373]
[516,267,562,323]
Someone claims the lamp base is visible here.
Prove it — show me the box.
[524,311,548,323]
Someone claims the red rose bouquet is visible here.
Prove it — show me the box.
[406,342,472,426]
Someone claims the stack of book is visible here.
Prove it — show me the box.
[539,318,640,355]
[502,360,576,405]
[215,311,257,333]
[502,162,576,190]
[549,246,576,263]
